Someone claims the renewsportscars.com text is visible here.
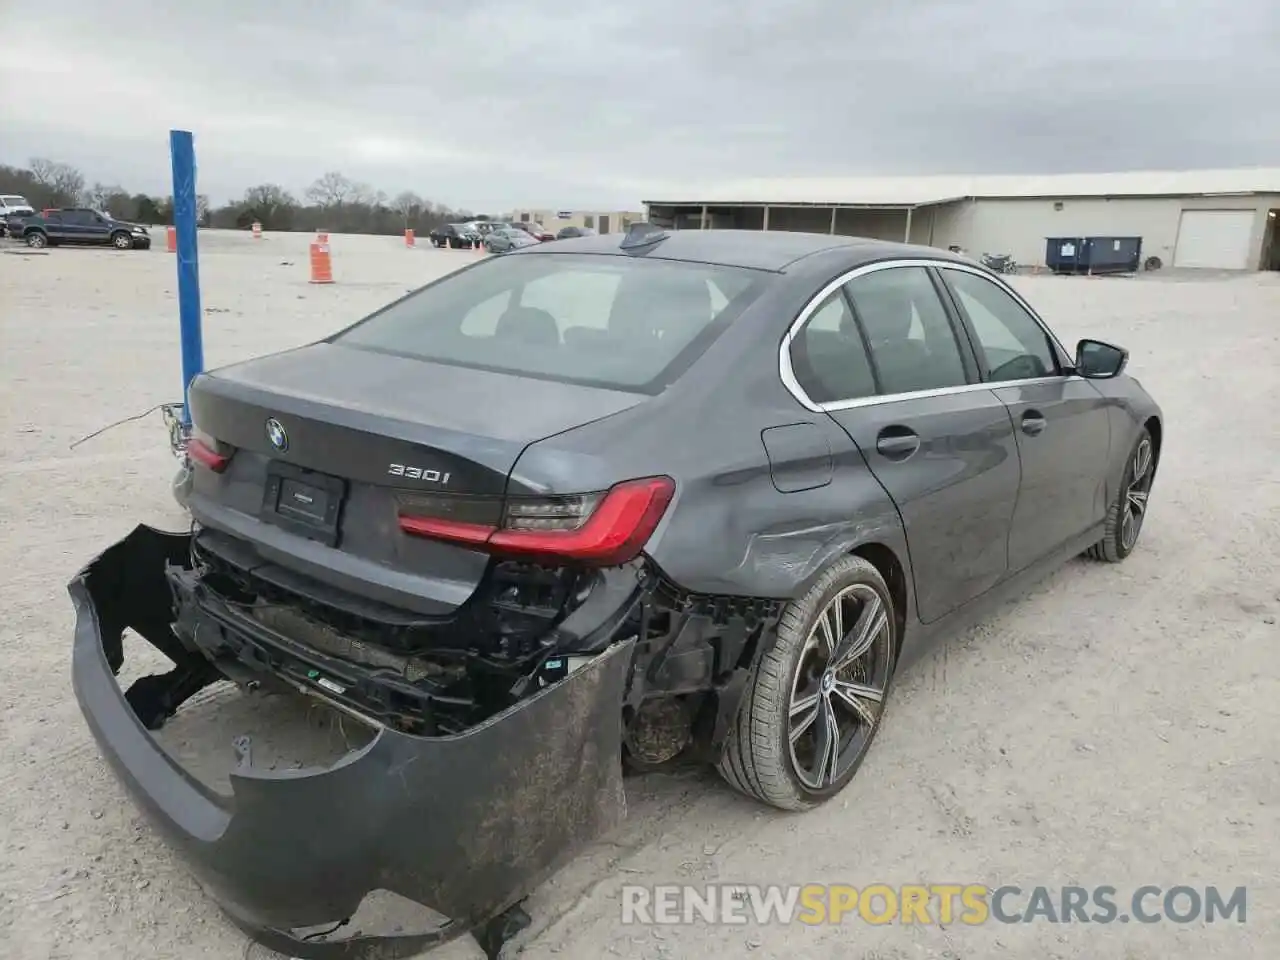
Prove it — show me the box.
[621,884,1247,926]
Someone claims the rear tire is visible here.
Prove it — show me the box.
[1086,427,1155,563]
[717,555,896,811]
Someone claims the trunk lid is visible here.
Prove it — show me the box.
[186,341,645,615]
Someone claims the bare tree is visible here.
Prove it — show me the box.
[86,182,131,214]
[29,157,86,206]
[242,184,298,230]
[5,156,470,236]
[306,171,357,207]
[391,190,425,225]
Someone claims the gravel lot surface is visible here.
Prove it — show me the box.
[1,230,1277,959]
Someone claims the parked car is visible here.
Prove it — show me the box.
[484,226,540,254]
[475,220,516,237]
[0,194,35,236]
[513,221,554,242]
[69,225,1162,960]
[17,208,151,249]
[555,225,597,240]
[429,222,481,249]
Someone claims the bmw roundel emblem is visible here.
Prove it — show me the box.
[265,418,289,452]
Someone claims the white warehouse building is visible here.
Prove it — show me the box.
[644,168,1280,271]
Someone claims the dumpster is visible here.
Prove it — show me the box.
[1084,236,1143,274]
[1046,236,1143,275]
[1045,237,1086,274]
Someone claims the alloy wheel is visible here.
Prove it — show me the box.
[27,232,47,248]
[1120,436,1153,551]
[787,584,891,791]
[113,233,132,249]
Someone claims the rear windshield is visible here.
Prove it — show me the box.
[332,252,769,392]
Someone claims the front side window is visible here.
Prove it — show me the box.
[942,269,1059,382]
[844,266,969,394]
[334,253,768,392]
[790,290,876,403]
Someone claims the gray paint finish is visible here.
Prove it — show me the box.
[760,423,833,493]
[186,229,1163,646]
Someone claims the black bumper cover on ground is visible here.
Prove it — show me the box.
[69,525,631,958]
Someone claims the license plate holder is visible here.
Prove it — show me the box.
[261,462,346,546]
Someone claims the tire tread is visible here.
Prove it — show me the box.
[716,555,889,811]
[1086,427,1152,564]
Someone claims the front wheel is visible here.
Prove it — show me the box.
[26,231,48,249]
[1086,427,1155,563]
[718,555,896,811]
[111,231,132,250]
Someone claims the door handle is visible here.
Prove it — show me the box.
[875,428,920,460]
[1021,411,1047,436]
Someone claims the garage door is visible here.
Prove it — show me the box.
[1173,210,1255,269]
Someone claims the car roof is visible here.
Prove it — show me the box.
[515,228,968,272]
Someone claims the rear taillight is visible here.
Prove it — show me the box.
[398,476,675,566]
[187,433,230,473]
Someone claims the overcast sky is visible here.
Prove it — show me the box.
[1,0,1276,211]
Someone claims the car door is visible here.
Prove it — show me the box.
[935,265,1112,573]
[86,211,114,244]
[58,209,95,243]
[42,211,72,241]
[796,263,1022,624]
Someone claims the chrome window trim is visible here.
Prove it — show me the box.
[779,257,1078,413]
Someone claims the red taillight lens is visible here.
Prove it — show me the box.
[398,476,675,566]
[188,437,229,473]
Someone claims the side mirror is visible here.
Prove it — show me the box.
[1075,338,1129,379]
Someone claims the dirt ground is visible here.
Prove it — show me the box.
[1,230,1277,960]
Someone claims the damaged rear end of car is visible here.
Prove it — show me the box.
[72,522,638,958]
[70,247,784,957]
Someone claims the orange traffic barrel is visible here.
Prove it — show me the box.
[166,226,177,253]
[309,242,333,284]
[404,228,415,247]
[252,221,263,239]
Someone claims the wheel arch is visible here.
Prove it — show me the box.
[1144,415,1162,479]
[686,537,913,767]
[849,542,908,662]
[782,538,912,666]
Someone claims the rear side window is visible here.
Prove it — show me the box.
[789,290,877,403]
[333,253,768,392]
[844,266,969,394]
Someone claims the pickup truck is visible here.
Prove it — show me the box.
[0,194,35,237]
[16,208,151,250]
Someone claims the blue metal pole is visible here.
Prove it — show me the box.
[169,129,203,426]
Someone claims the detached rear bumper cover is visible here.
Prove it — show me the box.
[70,525,631,958]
